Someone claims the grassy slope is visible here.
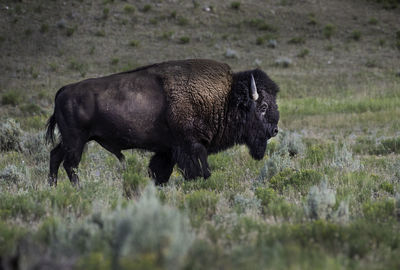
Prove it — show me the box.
[1,0,400,269]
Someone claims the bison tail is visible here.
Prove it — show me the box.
[45,113,57,145]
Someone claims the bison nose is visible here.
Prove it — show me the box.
[272,127,278,137]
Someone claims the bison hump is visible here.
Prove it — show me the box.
[152,59,233,141]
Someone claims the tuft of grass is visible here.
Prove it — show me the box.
[230,2,241,10]
[323,24,335,39]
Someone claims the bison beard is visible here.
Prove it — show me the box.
[46,59,279,186]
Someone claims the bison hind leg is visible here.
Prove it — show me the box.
[149,151,175,185]
[48,143,65,186]
[174,143,210,180]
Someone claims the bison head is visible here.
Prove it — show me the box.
[232,69,280,160]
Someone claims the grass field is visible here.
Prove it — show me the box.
[1,0,400,269]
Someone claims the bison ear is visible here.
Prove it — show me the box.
[250,74,259,101]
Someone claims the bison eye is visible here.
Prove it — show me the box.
[259,102,268,116]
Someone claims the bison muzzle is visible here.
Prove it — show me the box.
[46,59,279,186]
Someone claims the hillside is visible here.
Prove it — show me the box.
[1,0,400,269]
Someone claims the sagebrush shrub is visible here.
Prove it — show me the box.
[305,181,336,220]
[277,131,305,157]
[32,185,194,270]
[0,119,23,152]
[0,165,24,184]
[330,143,363,171]
[259,153,293,180]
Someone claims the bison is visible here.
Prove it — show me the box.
[46,59,279,186]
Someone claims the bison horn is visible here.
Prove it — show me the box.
[251,74,259,101]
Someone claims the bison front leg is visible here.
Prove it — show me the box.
[148,151,175,185]
[174,143,211,180]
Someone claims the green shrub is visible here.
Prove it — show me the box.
[323,24,335,39]
[307,13,317,25]
[256,36,265,45]
[350,30,361,41]
[110,58,119,65]
[124,5,135,13]
[269,169,323,195]
[129,40,139,47]
[0,192,47,221]
[40,23,49,33]
[122,155,149,198]
[208,152,232,171]
[69,59,87,77]
[380,182,394,194]
[20,103,43,116]
[379,137,400,154]
[368,17,378,25]
[142,4,151,12]
[66,26,76,37]
[0,221,25,256]
[0,119,23,152]
[297,49,309,58]
[302,143,330,166]
[363,199,396,222]
[179,36,190,44]
[288,36,305,44]
[185,190,218,226]
[230,2,240,10]
[103,7,110,19]
[95,30,106,37]
[246,19,277,32]
[2,91,21,106]
[255,187,278,207]
[177,16,188,26]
